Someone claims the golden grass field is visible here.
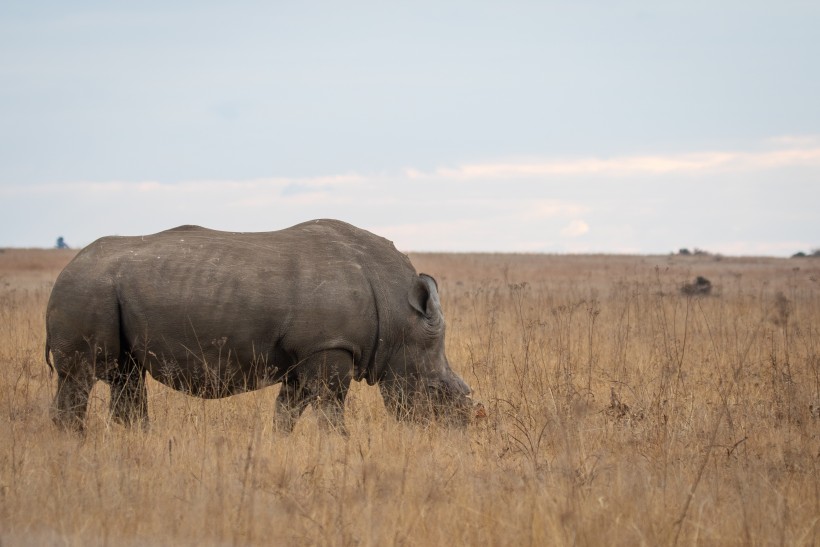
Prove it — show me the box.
[1,247,819,546]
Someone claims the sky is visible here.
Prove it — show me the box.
[1,1,818,255]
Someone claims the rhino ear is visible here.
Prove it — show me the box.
[409,274,442,319]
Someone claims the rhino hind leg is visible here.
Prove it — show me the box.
[51,357,95,433]
[274,350,353,434]
[108,355,149,429]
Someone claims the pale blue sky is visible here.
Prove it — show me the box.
[1,1,818,254]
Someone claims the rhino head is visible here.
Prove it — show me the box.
[378,274,473,426]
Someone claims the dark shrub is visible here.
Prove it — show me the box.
[681,276,712,296]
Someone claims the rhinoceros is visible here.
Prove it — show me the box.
[45,219,472,433]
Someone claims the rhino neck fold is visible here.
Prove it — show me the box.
[360,271,393,385]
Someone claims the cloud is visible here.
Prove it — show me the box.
[278,174,367,193]
[5,136,819,198]
[560,220,590,237]
[3,136,819,255]
[413,139,820,181]
[765,134,820,147]
[524,200,589,219]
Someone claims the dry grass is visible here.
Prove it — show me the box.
[1,248,819,545]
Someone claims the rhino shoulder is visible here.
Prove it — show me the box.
[296,219,401,251]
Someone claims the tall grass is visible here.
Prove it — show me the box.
[1,249,818,545]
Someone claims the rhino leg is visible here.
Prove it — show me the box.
[274,378,311,433]
[108,355,149,429]
[51,354,95,433]
[274,350,353,434]
[309,350,353,434]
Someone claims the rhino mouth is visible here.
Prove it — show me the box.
[381,377,471,427]
[425,381,473,426]
[378,372,475,426]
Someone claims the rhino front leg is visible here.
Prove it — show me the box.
[309,350,353,435]
[274,350,353,434]
[108,357,149,429]
[274,377,312,433]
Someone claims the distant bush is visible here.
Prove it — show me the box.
[681,276,712,296]
[677,248,713,257]
[791,249,820,259]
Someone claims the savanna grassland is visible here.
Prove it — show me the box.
[1,247,819,546]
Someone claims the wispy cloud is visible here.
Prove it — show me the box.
[765,134,820,147]
[560,220,590,238]
[414,139,820,180]
[524,200,589,219]
[5,136,818,195]
[3,137,819,254]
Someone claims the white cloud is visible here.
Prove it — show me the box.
[3,137,820,255]
[524,200,589,219]
[414,141,820,180]
[560,220,590,238]
[765,134,820,147]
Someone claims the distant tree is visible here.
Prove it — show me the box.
[56,236,70,249]
[678,248,691,256]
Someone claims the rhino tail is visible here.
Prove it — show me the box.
[45,339,54,374]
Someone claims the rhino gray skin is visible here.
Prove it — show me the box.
[45,219,472,433]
